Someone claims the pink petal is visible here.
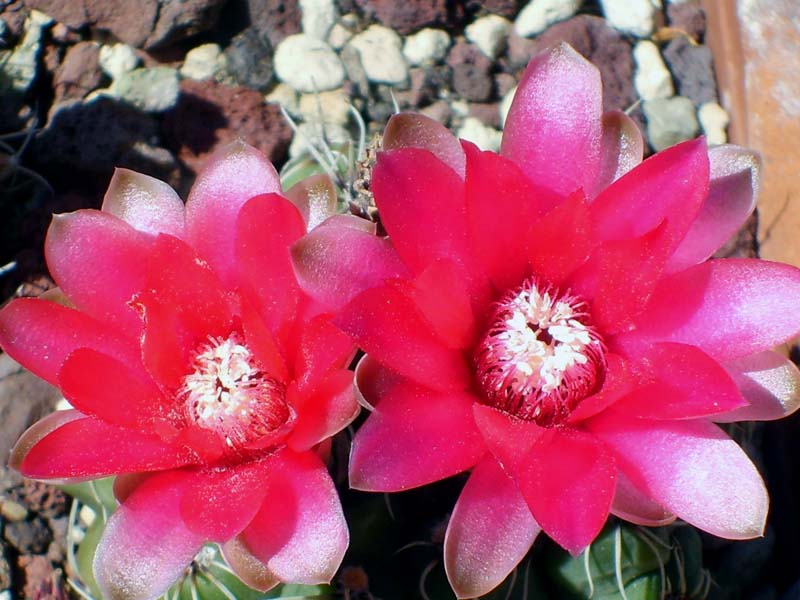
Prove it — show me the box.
[501,43,602,197]
[667,145,761,272]
[240,297,290,384]
[180,460,271,541]
[372,148,475,277]
[45,210,152,334]
[568,353,634,423]
[388,259,477,350]
[592,111,645,197]
[353,353,404,411]
[463,142,558,291]
[102,168,185,238]
[628,258,800,361]
[383,112,466,178]
[8,409,83,474]
[19,416,195,481]
[590,137,709,251]
[94,469,205,600]
[574,222,671,333]
[335,284,470,392]
[612,342,746,419]
[292,314,356,393]
[513,429,615,555]
[0,298,140,387]
[716,351,800,422]
[284,173,338,230]
[350,381,485,491]
[611,470,675,527]
[235,194,307,339]
[588,412,768,539]
[287,368,360,451]
[59,348,166,429]
[291,219,408,312]
[528,191,593,287]
[241,449,348,584]
[221,537,280,592]
[472,404,548,474]
[445,457,540,599]
[185,141,281,286]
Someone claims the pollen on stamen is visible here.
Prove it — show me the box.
[473,278,606,426]
[179,334,290,448]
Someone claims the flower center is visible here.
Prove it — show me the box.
[180,334,290,448]
[473,278,605,426]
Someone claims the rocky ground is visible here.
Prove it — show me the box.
[0,0,787,598]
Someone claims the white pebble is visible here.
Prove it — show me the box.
[327,22,353,49]
[600,0,660,37]
[465,15,512,59]
[181,43,226,81]
[633,40,674,100]
[458,117,502,152]
[348,25,408,85]
[99,43,139,80]
[289,121,351,158]
[403,28,451,66]
[299,88,351,126]
[265,83,301,117]
[275,34,345,93]
[300,0,337,40]
[514,0,582,37]
[698,101,730,146]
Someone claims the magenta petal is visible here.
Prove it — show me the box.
[384,112,466,178]
[0,298,140,387]
[180,460,271,541]
[514,429,616,555]
[284,173,338,230]
[19,416,195,481]
[350,381,485,491]
[185,141,281,286]
[372,148,474,276]
[293,314,356,392]
[336,284,471,392]
[59,349,165,429]
[667,145,760,272]
[235,194,306,338]
[612,342,746,419]
[102,168,185,238]
[241,450,348,585]
[612,470,675,527]
[221,538,280,592]
[629,258,800,361]
[445,457,540,599]
[353,353,404,411]
[591,138,709,257]
[592,111,645,197]
[717,351,800,422]
[9,410,83,475]
[291,219,408,312]
[94,469,205,600]
[501,43,602,197]
[45,210,152,333]
[588,413,768,539]
[287,369,360,451]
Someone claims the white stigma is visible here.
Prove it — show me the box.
[494,285,593,394]
[475,279,605,424]
[180,334,288,448]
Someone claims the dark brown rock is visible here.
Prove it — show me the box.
[662,35,717,106]
[666,1,706,42]
[392,66,451,109]
[18,554,66,600]
[0,0,28,39]
[53,41,103,103]
[469,102,501,129]
[224,28,273,91]
[4,517,52,553]
[466,0,522,19]
[0,546,11,590]
[246,0,301,47]
[530,15,636,113]
[356,0,449,35]
[21,0,224,49]
[163,79,292,175]
[448,38,494,102]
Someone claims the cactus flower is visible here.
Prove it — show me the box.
[1,143,357,600]
[292,44,800,598]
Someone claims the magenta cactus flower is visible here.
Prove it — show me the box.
[0,143,357,599]
[292,43,800,597]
